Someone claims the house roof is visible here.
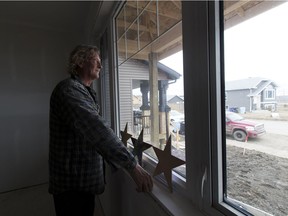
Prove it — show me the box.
[157,62,181,80]
[225,77,278,90]
[226,77,279,97]
[167,95,184,102]
[248,80,271,96]
[140,60,181,80]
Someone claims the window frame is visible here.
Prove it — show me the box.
[264,89,275,99]
[113,0,188,194]
[107,1,255,216]
[182,1,250,215]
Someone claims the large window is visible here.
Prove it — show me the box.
[115,0,185,176]
[108,1,288,216]
[223,1,288,215]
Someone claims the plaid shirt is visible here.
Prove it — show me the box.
[49,75,136,195]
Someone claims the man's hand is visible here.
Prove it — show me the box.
[129,164,153,192]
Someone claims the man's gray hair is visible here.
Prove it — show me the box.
[68,45,100,75]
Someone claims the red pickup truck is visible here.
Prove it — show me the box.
[226,111,266,142]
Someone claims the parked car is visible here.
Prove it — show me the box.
[169,111,266,141]
[226,111,266,142]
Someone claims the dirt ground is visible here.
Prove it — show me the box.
[172,108,288,215]
[242,107,288,121]
[227,108,288,215]
[226,145,288,216]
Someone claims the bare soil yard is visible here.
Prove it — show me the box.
[172,108,288,215]
[227,109,288,215]
[242,107,288,121]
[227,145,288,216]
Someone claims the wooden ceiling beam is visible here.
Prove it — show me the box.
[158,42,182,61]
[125,2,180,20]
[116,20,158,37]
[149,21,182,53]
[224,0,251,16]
[117,23,182,61]
[170,0,181,10]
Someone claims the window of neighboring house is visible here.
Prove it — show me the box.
[115,0,185,177]
[223,1,288,215]
[264,89,275,99]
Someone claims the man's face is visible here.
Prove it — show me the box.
[82,52,102,80]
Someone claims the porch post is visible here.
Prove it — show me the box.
[149,52,159,146]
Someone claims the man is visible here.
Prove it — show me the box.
[49,45,153,216]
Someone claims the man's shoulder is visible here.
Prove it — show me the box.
[51,77,91,104]
[54,77,84,92]
[56,77,76,87]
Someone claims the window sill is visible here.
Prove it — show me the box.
[133,154,206,216]
[147,179,205,216]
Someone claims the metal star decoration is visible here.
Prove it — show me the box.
[131,129,152,166]
[153,135,186,192]
[120,123,132,147]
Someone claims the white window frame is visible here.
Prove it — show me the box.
[113,0,189,199]
[107,1,255,216]
[264,89,275,99]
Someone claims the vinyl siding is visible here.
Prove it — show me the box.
[226,89,250,111]
[118,58,169,132]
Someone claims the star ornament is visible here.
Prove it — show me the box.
[153,135,186,192]
[120,123,132,147]
[131,129,152,166]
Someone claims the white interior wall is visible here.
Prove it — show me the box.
[100,168,170,216]
[0,21,88,192]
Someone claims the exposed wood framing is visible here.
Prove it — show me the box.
[118,0,281,61]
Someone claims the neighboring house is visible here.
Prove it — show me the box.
[119,58,181,131]
[167,95,184,113]
[225,77,278,112]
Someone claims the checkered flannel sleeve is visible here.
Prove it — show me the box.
[57,82,137,172]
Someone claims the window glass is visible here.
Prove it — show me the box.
[117,35,126,64]
[158,1,181,35]
[125,0,138,24]
[137,1,149,13]
[126,20,139,59]
[223,1,288,215]
[116,9,125,40]
[264,89,275,99]
[100,32,111,126]
[138,1,157,49]
[116,0,185,177]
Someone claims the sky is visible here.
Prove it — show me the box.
[159,1,288,96]
[160,51,184,96]
[224,1,288,95]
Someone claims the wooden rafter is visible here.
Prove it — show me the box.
[224,0,251,15]
[118,0,279,61]
[125,1,181,21]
